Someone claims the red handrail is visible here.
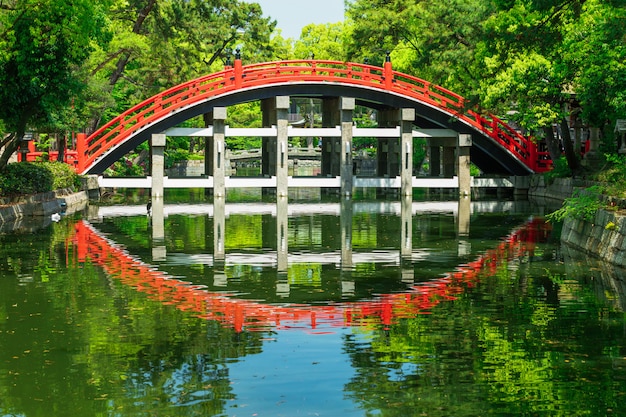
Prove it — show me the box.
[79,60,551,174]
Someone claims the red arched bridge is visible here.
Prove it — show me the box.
[72,59,551,175]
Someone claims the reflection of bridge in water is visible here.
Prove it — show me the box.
[95,199,518,266]
[73,199,550,333]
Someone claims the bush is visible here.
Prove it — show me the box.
[165,148,191,168]
[105,156,147,177]
[543,156,571,185]
[0,162,79,197]
[546,185,604,223]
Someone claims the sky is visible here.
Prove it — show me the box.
[243,0,345,39]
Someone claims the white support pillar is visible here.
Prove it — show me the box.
[276,96,290,198]
[151,133,166,199]
[401,108,415,196]
[209,107,227,198]
[340,97,355,196]
[457,133,472,197]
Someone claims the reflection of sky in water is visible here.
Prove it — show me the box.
[225,327,361,416]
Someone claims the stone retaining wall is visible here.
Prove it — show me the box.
[529,176,626,268]
[561,209,626,268]
[0,188,89,224]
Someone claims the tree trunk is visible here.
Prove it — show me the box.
[542,125,561,163]
[56,134,66,162]
[86,0,157,136]
[560,116,580,174]
[108,0,157,87]
[0,134,20,168]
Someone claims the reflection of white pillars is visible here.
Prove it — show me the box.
[401,196,414,285]
[276,195,289,297]
[276,195,288,273]
[150,196,166,261]
[400,195,414,282]
[400,194,412,258]
[208,108,227,197]
[457,195,471,238]
[401,108,415,196]
[341,279,355,298]
[340,195,355,297]
[276,278,290,298]
[340,98,354,196]
[213,196,225,266]
[457,133,472,197]
[213,198,227,287]
[151,134,166,198]
[340,197,353,270]
[212,197,226,287]
[276,96,290,198]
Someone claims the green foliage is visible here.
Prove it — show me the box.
[43,161,82,190]
[0,162,79,196]
[546,185,604,223]
[596,153,626,184]
[292,22,345,60]
[589,153,626,198]
[346,0,492,92]
[470,163,481,177]
[0,0,110,167]
[105,157,147,177]
[543,156,572,184]
[165,149,191,168]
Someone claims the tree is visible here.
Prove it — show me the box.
[476,0,589,172]
[292,22,346,61]
[562,0,626,135]
[85,0,277,133]
[0,0,110,168]
[345,0,492,94]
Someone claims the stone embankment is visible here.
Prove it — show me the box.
[530,176,626,268]
[0,176,98,229]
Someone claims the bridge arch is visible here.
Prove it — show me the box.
[78,60,550,175]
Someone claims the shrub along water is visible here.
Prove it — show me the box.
[0,162,80,197]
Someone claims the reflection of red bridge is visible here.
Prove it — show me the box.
[72,219,550,333]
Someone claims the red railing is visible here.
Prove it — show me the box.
[75,60,551,174]
[70,218,551,333]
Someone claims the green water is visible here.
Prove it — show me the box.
[1,193,625,416]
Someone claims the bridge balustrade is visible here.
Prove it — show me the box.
[59,59,554,175]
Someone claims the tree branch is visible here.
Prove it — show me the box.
[91,48,131,76]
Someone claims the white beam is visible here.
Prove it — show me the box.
[165,126,460,139]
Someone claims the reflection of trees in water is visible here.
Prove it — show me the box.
[0,224,269,416]
[342,249,626,417]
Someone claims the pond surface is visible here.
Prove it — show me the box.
[1,191,626,416]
